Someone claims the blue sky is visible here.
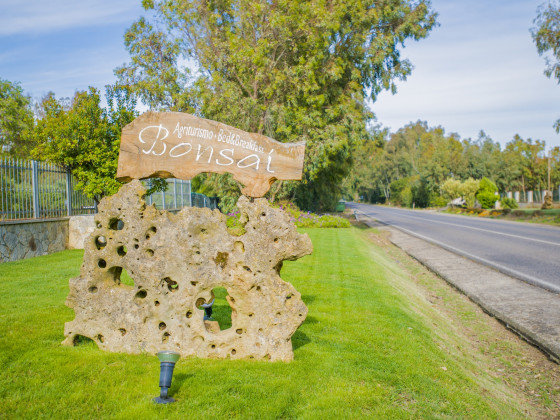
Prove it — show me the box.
[1,0,559,150]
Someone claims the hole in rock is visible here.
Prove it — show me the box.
[95,236,107,249]
[118,328,126,336]
[162,332,170,343]
[243,266,252,272]
[231,349,236,355]
[227,219,247,237]
[186,311,193,318]
[135,290,147,299]
[154,300,160,307]
[234,241,245,253]
[145,226,156,240]
[134,244,139,249]
[197,287,233,331]
[96,334,105,343]
[210,344,216,349]
[110,267,135,287]
[96,222,102,229]
[159,322,167,330]
[146,249,154,257]
[191,281,198,286]
[117,245,127,257]
[109,218,124,230]
[73,335,95,346]
[88,286,98,293]
[162,277,178,292]
[213,252,228,269]
[98,259,107,268]
[236,329,243,335]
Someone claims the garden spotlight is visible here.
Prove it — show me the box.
[153,350,180,404]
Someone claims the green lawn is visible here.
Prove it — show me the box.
[0,228,535,418]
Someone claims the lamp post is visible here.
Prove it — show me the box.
[153,351,180,404]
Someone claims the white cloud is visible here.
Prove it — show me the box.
[0,0,142,35]
[371,0,560,149]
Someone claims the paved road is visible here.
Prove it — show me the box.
[348,203,560,294]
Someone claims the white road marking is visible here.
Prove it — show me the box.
[362,207,560,247]
[391,225,560,294]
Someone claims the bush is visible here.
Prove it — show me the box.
[430,195,447,208]
[476,177,498,209]
[477,191,498,209]
[501,197,518,209]
[401,186,413,208]
[441,178,462,201]
[226,201,351,229]
[462,178,480,208]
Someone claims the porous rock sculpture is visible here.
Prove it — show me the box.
[62,180,312,362]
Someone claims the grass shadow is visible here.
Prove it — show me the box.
[169,372,195,396]
[292,330,311,350]
[301,294,316,304]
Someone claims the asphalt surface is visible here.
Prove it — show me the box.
[348,203,560,294]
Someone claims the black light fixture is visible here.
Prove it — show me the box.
[153,350,180,404]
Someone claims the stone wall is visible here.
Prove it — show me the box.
[68,215,96,250]
[0,219,68,263]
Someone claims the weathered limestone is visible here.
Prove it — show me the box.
[68,215,96,249]
[62,180,312,362]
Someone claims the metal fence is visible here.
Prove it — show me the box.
[0,158,218,221]
[144,179,218,211]
[0,158,95,220]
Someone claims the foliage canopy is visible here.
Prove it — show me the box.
[117,0,437,210]
[532,0,560,132]
[0,78,35,158]
[32,87,138,203]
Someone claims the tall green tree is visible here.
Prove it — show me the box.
[0,78,35,158]
[33,86,138,204]
[532,0,560,132]
[117,0,437,210]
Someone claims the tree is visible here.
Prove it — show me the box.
[0,78,35,158]
[117,0,437,210]
[532,0,560,132]
[32,86,138,204]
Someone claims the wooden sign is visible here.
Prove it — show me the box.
[116,112,306,197]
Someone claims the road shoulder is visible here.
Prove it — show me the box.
[360,215,560,363]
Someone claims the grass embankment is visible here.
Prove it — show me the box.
[0,229,558,418]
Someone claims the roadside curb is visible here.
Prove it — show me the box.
[357,212,560,363]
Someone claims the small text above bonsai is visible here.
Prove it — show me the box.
[116,111,306,197]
